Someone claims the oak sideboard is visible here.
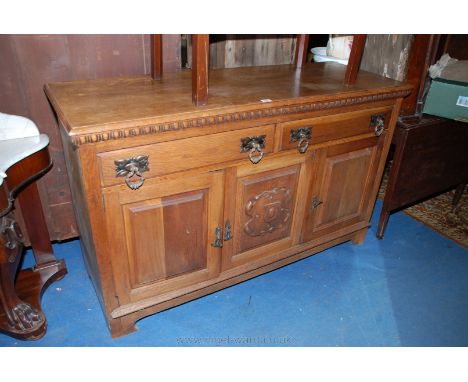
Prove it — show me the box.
[45,63,411,337]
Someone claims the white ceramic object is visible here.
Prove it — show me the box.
[0,112,49,186]
[311,47,348,65]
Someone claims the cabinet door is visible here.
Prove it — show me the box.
[103,171,224,304]
[302,136,384,242]
[222,154,311,270]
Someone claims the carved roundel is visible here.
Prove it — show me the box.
[244,187,292,237]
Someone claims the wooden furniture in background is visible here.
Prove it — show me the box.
[377,34,468,238]
[45,61,411,337]
[377,116,468,238]
[0,136,67,340]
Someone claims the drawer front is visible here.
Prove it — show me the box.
[279,107,393,152]
[98,124,275,187]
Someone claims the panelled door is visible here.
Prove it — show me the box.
[222,154,312,270]
[102,170,224,304]
[302,135,385,242]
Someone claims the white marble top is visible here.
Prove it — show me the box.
[0,113,49,186]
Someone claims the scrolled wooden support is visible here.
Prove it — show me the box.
[0,212,46,338]
[0,144,68,340]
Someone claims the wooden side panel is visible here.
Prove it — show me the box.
[59,128,104,304]
[123,189,208,287]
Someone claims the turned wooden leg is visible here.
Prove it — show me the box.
[0,213,46,339]
[376,209,390,239]
[17,182,56,266]
[452,183,465,212]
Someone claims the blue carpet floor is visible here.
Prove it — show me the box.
[1,200,467,347]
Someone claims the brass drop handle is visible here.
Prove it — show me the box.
[310,196,323,212]
[297,137,309,154]
[241,135,266,164]
[370,115,385,137]
[224,220,233,241]
[211,226,223,248]
[115,155,149,190]
[248,142,264,164]
[125,165,145,190]
[290,127,312,154]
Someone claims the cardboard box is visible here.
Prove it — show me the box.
[423,78,468,122]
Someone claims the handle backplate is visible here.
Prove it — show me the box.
[115,155,149,190]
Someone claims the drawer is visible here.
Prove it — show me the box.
[98,124,275,187]
[279,107,393,152]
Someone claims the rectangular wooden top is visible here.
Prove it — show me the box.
[45,62,412,139]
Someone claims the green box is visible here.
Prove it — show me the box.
[423,78,468,122]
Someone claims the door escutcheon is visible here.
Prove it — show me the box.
[224,220,232,241]
[211,225,223,248]
[310,196,323,212]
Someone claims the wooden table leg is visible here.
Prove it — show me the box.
[17,182,56,266]
[452,183,466,212]
[376,210,390,239]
